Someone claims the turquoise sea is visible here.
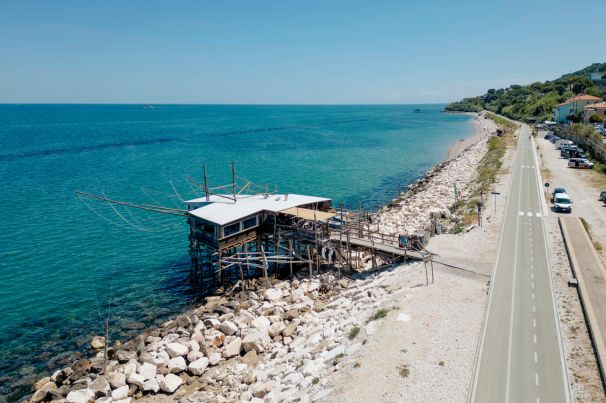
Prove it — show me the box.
[0,104,472,400]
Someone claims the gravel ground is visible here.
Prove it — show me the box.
[544,217,604,401]
[537,132,605,401]
[321,264,487,403]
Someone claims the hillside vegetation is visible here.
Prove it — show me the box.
[445,63,606,123]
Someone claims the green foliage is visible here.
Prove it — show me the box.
[571,123,601,141]
[590,114,604,123]
[369,308,389,321]
[444,99,483,112]
[445,63,606,123]
[348,326,360,340]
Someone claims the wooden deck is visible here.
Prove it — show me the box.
[329,234,426,260]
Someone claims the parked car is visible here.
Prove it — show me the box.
[544,133,552,140]
[599,190,606,202]
[550,135,561,143]
[568,158,594,169]
[553,193,573,213]
[555,139,574,149]
[561,146,584,159]
[552,187,567,202]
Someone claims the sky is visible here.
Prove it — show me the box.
[0,0,604,104]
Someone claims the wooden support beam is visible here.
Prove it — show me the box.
[307,247,312,280]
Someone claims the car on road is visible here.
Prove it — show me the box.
[553,193,573,213]
[599,190,606,202]
[551,187,566,202]
[568,158,594,169]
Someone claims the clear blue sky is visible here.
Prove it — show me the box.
[1,0,603,104]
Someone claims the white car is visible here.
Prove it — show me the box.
[553,193,572,213]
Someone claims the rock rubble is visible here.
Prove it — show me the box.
[375,113,498,236]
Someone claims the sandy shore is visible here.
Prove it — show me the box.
[25,113,506,403]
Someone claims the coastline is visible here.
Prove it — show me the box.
[22,112,498,403]
[445,112,487,161]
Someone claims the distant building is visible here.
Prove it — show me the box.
[554,94,603,123]
[584,102,606,123]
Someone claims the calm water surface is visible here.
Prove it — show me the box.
[0,104,472,399]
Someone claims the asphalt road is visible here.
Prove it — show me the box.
[470,124,570,402]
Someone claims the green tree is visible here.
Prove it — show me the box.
[584,86,602,97]
[590,114,604,123]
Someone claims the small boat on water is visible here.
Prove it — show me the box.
[413,108,422,112]
[143,105,154,109]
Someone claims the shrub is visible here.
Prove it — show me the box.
[398,364,410,378]
[370,309,389,321]
[348,326,360,340]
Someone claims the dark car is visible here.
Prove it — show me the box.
[600,190,606,202]
[552,187,566,202]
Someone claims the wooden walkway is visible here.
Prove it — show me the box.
[329,234,426,260]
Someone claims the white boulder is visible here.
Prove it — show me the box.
[66,389,95,403]
[166,342,188,358]
[188,357,209,376]
[168,356,187,373]
[159,373,183,394]
[219,321,239,336]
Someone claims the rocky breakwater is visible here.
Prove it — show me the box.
[374,114,499,236]
[28,271,387,403]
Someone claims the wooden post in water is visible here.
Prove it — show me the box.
[231,161,237,201]
[203,163,210,202]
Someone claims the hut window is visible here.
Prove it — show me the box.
[242,216,257,230]
[201,223,214,238]
[223,222,241,237]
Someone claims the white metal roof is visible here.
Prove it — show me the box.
[185,193,331,226]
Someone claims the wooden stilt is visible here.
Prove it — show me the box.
[244,243,250,279]
[260,245,268,278]
[307,247,312,280]
[288,239,293,276]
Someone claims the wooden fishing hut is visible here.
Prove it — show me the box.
[75,163,432,290]
[185,190,337,287]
